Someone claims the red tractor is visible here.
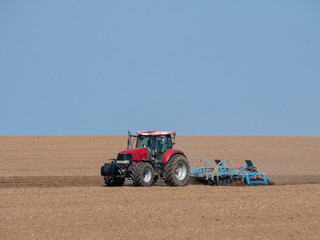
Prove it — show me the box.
[101,131,190,187]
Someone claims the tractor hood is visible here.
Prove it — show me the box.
[118,148,148,161]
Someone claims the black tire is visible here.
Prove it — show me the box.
[164,154,190,186]
[104,177,125,187]
[132,162,155,187]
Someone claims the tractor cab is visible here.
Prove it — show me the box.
[134,131,175,161]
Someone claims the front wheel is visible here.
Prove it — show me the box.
[132,162,155,187]
[164,154,190,186]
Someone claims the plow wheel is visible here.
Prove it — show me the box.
[165,154,190,186]
[132,162,155,187]
[104,177,125,187]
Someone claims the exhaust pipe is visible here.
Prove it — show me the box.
[128,130,132,149]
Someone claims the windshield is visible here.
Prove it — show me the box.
[136,136,154,149]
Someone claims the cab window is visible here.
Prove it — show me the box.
[156,135,172,153]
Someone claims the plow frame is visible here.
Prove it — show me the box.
[190,159,268,185]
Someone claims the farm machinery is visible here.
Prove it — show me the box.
[100,130,271,187]
[190,158,270,185]
[101,131,190,187]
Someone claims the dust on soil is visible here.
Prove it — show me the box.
[0,135,319,239]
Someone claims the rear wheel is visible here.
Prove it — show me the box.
[132,162,155,187]
[104,177,125,187]
[165,154,190,186]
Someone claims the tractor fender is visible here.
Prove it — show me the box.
[162,149,185,163]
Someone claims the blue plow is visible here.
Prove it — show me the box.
[190,159,270,186]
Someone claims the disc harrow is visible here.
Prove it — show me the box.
[190,159,269,185]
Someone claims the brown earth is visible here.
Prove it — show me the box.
[0,135,320,239]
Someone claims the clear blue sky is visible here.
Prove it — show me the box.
[1,1,319,136]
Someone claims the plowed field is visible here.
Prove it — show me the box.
[0,136,319,239]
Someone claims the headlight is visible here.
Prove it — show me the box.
[116,160,130,164]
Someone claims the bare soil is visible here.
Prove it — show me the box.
[0,136,319,239]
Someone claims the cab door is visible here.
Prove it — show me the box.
[155,135,172,161]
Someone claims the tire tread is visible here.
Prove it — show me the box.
[164,154,190,186]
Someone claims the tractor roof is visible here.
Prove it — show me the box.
[137,130,174,136]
